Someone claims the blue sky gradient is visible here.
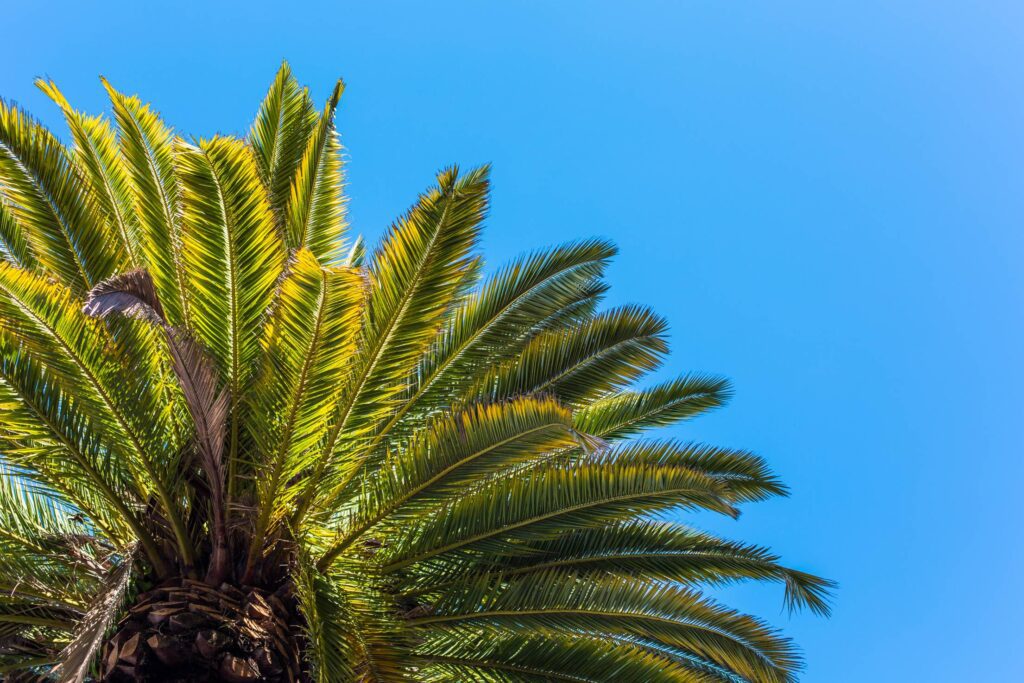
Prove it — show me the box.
[4,2,1022,679]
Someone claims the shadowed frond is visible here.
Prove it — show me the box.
[413,573,799,683]
[380,452,746,573]
[296,551,407,683]
[318,396,580,566]
[2,264,190,570]
[415,628,723,682]
[402,520,833,617]
[0,194,35,268]
[0,372,145,553]
[50,549,135,683]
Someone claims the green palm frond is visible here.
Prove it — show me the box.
[467,304,669,407]
[177,134,287,508]
[295,550,359,683]
[0,67,829,682]
[101,79,189,326]
[250,62,319,219]
[414,573,798,683]
[381,239,617,438]
[285,80,348,265]
[318,166,489,492]
[0,100,118,290]
[178,135,286,386]
[416,628,719,682]
[296,551,406,683]
[36,79,141,269]
[402,520,832,617]
[574,374,733,440]
[381,451,750,573]
[245,249,364,574]
[0,465,107,608]
[0,264,186,570]
[0,193,35,269]
[319,396,580,565]
[0,378,141,551]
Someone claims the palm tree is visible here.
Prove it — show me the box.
[0,63,831,683]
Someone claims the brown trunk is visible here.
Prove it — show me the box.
[100,578,303,682]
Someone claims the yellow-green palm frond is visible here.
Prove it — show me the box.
[466,304,670,407]
[250,62,319,219]
[177,135,287,503]
[382,239,617,441]
[101,79,189,325]
[36,79,142,269]
[319,165,489,490]
[0,193,35,269]
[0,100,119,291]
[245,249,365,574]
[574,374,733,441]
[296,550,406,683]
[284,80,348,265]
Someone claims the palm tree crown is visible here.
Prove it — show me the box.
[0,63,831,682]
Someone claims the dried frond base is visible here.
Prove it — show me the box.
[100,578,302,682]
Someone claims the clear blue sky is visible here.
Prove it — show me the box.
[5,2,1022,679]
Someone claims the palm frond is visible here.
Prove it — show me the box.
[0,194,35,269]
[50,549,135,683]
[245,249,364,574]
[177,134,286,509]
[164,330,232,582]
[36,79,141,269]
[250,62,318,218]
[0,264,188,570]
[102,79,189,325]
[574,374,733,441]
[178,136,285,386]
[0,380,141,552]
[296,550,407,682]
[467,305,669,407]
[605,441,788,503]
[319,396,579,566]
[416,628,718,683]
[404,520,832,616]
[284,80,348,265]
[294,551,357,682]
[319,166,489,496]
[414,573,798,683]
[0,462,112,612]
[371,239,616,445]
[0,100,117,291]
[381,452,744,573]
